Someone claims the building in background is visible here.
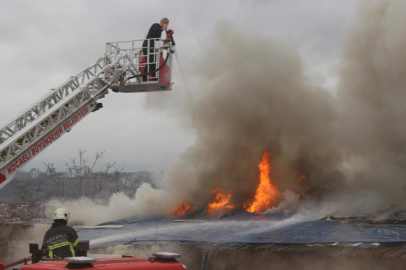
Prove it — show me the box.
[80,166,92,176]
[66,166,92,178]
[46,167,56,175]
[30,168,40,179]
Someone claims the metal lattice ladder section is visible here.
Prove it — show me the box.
[0,52,135,188]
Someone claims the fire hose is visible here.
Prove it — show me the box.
[124,50,171,81]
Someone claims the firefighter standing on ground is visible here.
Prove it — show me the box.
[42,208,80,258]
[142,18,169,82]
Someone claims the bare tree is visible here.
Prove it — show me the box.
[66,149,103,198]
[90,164,124,201]
[11,180,43,220]
[119,172,144,199]
[45,149,124,202]
[43,162,66,198]
[111,168,125,193]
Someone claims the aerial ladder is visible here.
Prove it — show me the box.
[0,37,175,189]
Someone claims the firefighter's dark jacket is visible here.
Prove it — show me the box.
[41,220,80,258]
[146,23,164,39]
[143,23,164,48]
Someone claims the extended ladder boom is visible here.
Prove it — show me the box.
[0,38,174,189]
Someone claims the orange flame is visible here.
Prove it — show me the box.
[300,175,307,182]
[206,188,235,214]
[245,151,279,213]
[170,200,196,216]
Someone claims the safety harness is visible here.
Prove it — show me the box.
[47,238,80,258]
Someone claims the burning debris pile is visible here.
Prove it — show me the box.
[170,201,196,216]
[206,188,235,215]
[169,151,290,217]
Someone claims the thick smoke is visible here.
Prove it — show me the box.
[151,0,406,215]
[2,224,49,263]
[48,183,173,225]
[263,190,300,215]
[336,0,406,209]
[156,20,342,211]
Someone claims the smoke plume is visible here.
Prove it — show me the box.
[48,183,173,225]
[263,190,300,215]
[155,20,343,211]
[336,0,406,209]
[2,224,49,263]
[147,0,406,215]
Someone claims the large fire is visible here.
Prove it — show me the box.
[170,152,286,216]
[170,200,196,216]
[206,188,235,214]
[245,151,279,213]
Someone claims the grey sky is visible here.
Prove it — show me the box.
[0,0,357,172]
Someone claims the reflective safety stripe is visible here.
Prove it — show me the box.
[70,244,76,257]
[47,242,69,258]
[50,242,70,249]
[73,238,80,247]
[46,238,80,258]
